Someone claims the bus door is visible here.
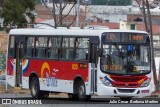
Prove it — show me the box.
[14,36,25,87]
[89,37,99,94]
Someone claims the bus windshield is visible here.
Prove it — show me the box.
[100,33,151,75]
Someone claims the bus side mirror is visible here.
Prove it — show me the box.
[98,49,103,57]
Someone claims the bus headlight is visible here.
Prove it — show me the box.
[140,78,151,87]
[100,77,113,87]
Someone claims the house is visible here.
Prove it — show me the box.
[34,4,86,27]
[34,4,160,46]
[35,4,53,23]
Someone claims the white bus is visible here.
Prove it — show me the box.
[7,28,154,100]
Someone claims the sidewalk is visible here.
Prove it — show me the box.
[0,85,69,98]
[0,82,29,93]
[0,86,30,94]
[151,91,160,97]
[5,88,30,94]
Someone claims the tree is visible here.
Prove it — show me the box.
[0,0,35,30]
[41,0,77,28]
[135,0,159,92]
[35,0,42,4]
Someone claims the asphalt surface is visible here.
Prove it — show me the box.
[0,92,160,107]
[0,80,160,107]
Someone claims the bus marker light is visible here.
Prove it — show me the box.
[79,63,88,68]
[99,77,103,80]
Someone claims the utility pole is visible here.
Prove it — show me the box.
[76,0,80,27]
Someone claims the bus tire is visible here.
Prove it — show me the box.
[30,77,49,99]
[77,80,91,101]
[68,93,78,100]
[41,91,49,99]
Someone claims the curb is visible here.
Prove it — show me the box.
[150,94,160,97]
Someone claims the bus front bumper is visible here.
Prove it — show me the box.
[97,83,152,97]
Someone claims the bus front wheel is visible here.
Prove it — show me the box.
[77,80,91,101]
[30,77,49,99]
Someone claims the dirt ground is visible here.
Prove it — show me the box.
[0,85,29,94]
[0,84,69,98]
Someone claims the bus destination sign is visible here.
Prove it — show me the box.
[102,33,148,43]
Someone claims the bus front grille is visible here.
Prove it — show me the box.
[117,89,135,93]
[109,75,147,88]
[113,82,139,88]
[110,75,147,82]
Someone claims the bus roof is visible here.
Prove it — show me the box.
[9,28,148,36]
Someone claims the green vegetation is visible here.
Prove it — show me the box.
[0,0,35,30]
[0,54,6,70]
[35,0,42,4]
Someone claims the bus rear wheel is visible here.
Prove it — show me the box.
[68,93,78,100]
[30,77,49,99]
[77,80,91,101]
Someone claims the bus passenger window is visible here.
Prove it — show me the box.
[26,48,33,57]
[48,37,61,59]
[49,48,59,59]
[35,37,47,58]
[26,37,35,58]
[75,38,89,61]
[36,48,46,58]
[60,38,74,60]
[8,36,15,57]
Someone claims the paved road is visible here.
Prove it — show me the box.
[1,104,159,107]
[0,93,160,107]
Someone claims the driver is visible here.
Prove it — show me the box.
[123,45,135,71]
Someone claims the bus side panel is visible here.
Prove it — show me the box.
[22,59,89,93]
[7,58,16,87]
[86,63,92,95]
[22,77,29,89]
[150,71,155,93]
[39,79,73,93]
